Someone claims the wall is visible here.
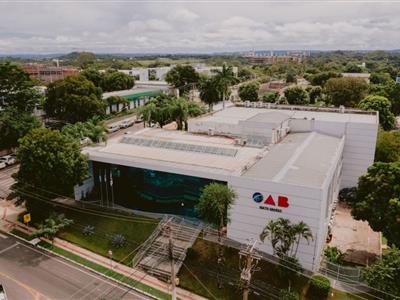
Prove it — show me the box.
[227,176,325,271]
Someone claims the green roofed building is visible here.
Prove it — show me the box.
[102,85,169,114]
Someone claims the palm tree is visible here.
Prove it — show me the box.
[198,77,221,112]
[138,100,158,127]
[213,64,237,109]
[291,221,313,257]
[196,183,236,288]
[168,97,189,130]
[34,212,73,243]
[86,117,107,143]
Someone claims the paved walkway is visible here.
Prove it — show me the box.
[0,200,207,300]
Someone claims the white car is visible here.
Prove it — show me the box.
[106,125,120,133]
[0,162,6,170]
[0,155,16,166]
[120,120,134,128]
[0,284,7,300]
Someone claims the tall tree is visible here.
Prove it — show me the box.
[0,109,41,149]
[34,212,74,243]
[196,182,236,288]
[0,62,41,113]
[363,248,400,298]
[284,87,309,105]
[375,130,400,163]
[350,162,400,247]
[358,95,395,131]
[101,70,134,92]
[81,68,103,87]
[45,75,105,123]
[238,82,260,102]
[165,65,200,95]
[324,77,369,107]
[213,64,237,109]
[199,77,221,111]
[12,128,88,206]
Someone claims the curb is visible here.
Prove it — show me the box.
[3,230,161,300]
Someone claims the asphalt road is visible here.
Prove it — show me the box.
[0,234,153,300]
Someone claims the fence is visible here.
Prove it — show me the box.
[320,259,363,284]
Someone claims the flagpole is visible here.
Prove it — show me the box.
[99,171,103,206]
[110,171,115,208]
[105,169,109,208]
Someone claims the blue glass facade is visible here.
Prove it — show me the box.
[93,162,224,217]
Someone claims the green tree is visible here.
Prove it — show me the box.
[309,71,341,86]
[165,65,200,95]
[101,70,134,92]
[213,64,237,109]
[350,162,400,247]
[358,95,395,130]
[195,182,236,288]
[34,212,74,243]
[199,77,221,111]
[45,75,105,123]
[370,72,393,85]
[278,255,302,290]
[138,100,159,128]
[325,77,369,107]
[168,97,189,131]
[344,62,363,73]
[286,72,297,84]
[262,91,280,103]
[307,86,323,104]
[237,67,255,82]
[238,82,260,102]
[363,248,400,298]
[76,51,96,68]
[284,87,309,105]
[12,128,88,205]
[292,221,313,257]
[81,68,103,87]
[0,109,41,149]
[61,117,107,144]
[324,246,345,264]
[0,62,41,113]
[375,130,400,163]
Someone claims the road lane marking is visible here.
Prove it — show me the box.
[0,242,18,254]
[0,271,40,300]
[0,232,8,239]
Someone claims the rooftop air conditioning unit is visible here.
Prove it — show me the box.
[257,101,263,108]
[245,101,251,107]
[339,105,345,113]
[252,102,257,108]
[267,103,271,109]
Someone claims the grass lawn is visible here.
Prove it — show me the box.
[179,239,373,300]
[27,202,158,265]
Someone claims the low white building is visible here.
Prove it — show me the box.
[76,105,378,271]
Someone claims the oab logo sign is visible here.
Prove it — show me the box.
[252,192,289,213]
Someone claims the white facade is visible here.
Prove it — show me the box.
[78,105,378,272]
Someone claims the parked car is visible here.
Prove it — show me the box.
[0,155,16,166]
[0,162,6,170]
[79,137,92,146]
[106,125,120,133]
[0,284,7,300]
[135,117,143,123]
[120,119,134,128]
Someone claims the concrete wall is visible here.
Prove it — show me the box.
[227,176,325,271]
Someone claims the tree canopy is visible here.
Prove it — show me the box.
[324,77,369,107]
[238,82,260,102]
[13,128,88,202]
[284,87,309,105]
[358,95,396,130]
[165,65,200,95]
[375,130,400,163]
[363,248,400,298]
[309,71,341,86]
[350,162,400,247]
[198,77,221,111]
[0,109,41,149]
[0,62,41,113]
[101,70,134,92]
[44,75,105,123]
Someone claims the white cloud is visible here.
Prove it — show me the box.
[168,8,199,23]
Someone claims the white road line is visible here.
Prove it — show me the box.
[0,242,18,254]
[17,243,149,300]
[0,233,8,239]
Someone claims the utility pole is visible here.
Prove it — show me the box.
[239,240,261,300]
[165,219,177,300]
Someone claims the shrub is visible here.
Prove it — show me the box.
[111,234,126,248]
[324,246,345,265]
[82,225,95,236]
[338,187,357,204]
[309,275,330,298]
[279,289,299,300]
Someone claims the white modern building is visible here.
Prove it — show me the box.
[76,105,378,271]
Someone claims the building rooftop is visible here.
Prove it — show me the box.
[243,132,344,188]
[102,86,167,99]
[84,128,263,177]
[192,106,378,125]
[85,127,344,188]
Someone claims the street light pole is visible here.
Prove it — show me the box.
[239,240,261,300]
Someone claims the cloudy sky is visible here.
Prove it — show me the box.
[1,0,400,54]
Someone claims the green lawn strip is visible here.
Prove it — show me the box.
[10,228,35,241]
[38,240,171,300]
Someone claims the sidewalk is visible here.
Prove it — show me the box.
[0,200,207,300]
